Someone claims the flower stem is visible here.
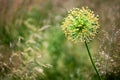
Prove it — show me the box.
[84,41,102,80]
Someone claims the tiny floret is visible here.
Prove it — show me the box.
[61,7,100,43]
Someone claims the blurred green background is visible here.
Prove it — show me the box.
[0,0,120,80]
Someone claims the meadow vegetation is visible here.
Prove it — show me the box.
[0,0,120,80]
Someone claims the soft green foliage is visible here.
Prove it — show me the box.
[0,7,50,80]
[0,4,98,80]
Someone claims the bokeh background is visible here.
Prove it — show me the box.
[0,0,120,80]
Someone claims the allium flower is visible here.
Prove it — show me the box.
[61,7,100,43]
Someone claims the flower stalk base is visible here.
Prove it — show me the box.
[85,41,102,80]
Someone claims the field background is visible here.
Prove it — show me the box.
[0,0,120,80]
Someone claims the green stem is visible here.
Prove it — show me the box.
[84,41,102,80]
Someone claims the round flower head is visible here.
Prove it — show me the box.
[61,7,100,43]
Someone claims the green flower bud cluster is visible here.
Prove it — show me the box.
[61,7,100,43]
